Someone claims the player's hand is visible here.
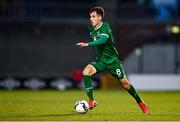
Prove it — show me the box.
[76,42,89,47]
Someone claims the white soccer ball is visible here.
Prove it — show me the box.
[74,100,89,114]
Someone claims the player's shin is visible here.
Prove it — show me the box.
[128,84,142,103]
[83,75,94,100]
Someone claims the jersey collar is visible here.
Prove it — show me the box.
[94,22,103,30]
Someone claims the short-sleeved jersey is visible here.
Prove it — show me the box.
[88,22,120,64]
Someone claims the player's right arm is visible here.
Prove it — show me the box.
[76,34,108,47]
[88,34,108,46]
[76,42,89,47]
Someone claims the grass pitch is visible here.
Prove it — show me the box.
[0,90,180,121]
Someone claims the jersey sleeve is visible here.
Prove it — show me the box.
[88,35,108,46]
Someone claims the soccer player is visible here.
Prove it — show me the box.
[76,7,149,114]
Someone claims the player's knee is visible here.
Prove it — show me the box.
[82,65,96,76]
[119,78,130,90]
[82,68,91,76]
[121,82,130,90]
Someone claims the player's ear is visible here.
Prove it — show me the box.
[99,16,102,21]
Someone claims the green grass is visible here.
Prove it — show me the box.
[0,90,180,121]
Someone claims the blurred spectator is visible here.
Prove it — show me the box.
[151,0,177,21]
[71,69,83,83]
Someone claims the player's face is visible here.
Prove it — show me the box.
[90,11,102,27]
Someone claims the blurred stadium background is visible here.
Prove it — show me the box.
[0,0,180,91]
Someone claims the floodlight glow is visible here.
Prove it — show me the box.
[171,26,179,34]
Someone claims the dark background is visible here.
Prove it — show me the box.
[0,0,179,81]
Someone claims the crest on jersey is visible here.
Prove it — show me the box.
[93,36,97,41]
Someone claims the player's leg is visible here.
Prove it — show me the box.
[119,77,149,114]
[82,62,106,109]
[119,77,142,103]
[82,64,97,102]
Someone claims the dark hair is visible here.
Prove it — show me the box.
[89,7,105,18]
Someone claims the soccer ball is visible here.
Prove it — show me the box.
[74,100,89,113]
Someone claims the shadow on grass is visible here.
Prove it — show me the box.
[14,111,109,118]
[16,112,79,117]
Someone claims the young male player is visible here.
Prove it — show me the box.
[76,7,149,114]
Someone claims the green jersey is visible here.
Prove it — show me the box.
[88,22,120,64]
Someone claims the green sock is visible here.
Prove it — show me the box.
[83,75,94,100]
[128,84,142,103]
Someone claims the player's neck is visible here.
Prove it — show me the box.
[94,21,103,30]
